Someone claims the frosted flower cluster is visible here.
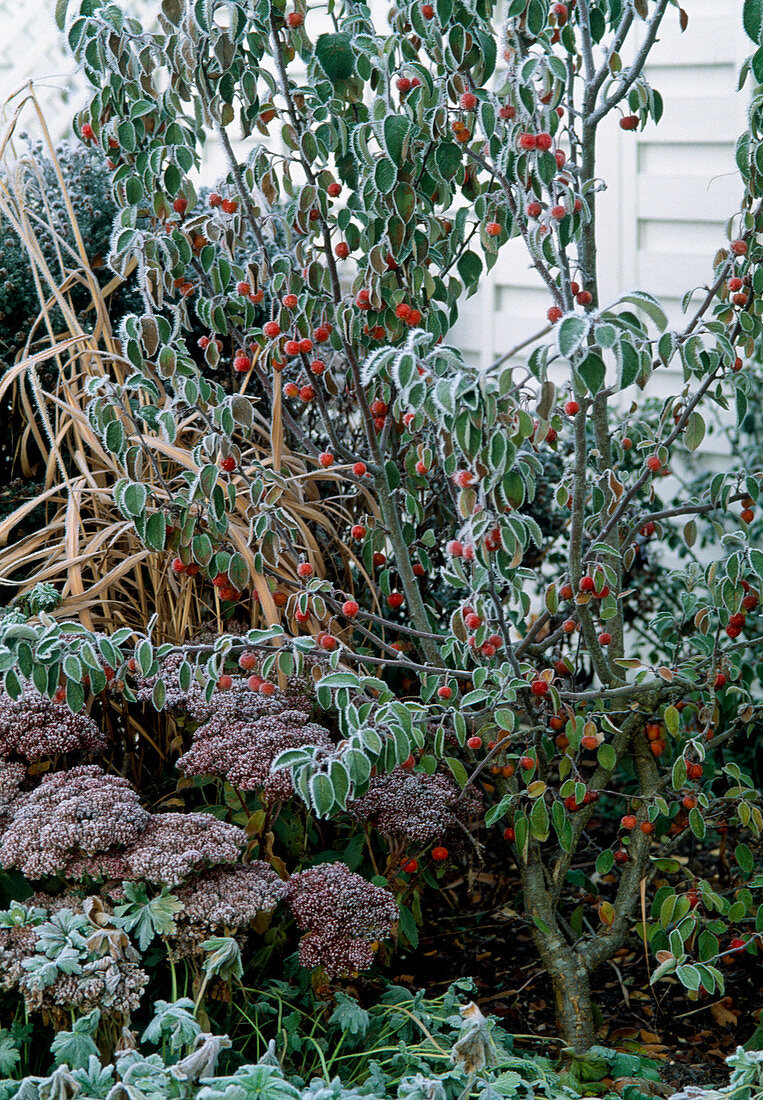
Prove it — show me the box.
[348,767,482,843]
[286,862,398,976]
[121,813,246,887]
[0,765,149,878]
[178,708,332,801]
[0,684,105,761]
[0,760,25,818]
[134,655,310,723]
[171,862,287,957]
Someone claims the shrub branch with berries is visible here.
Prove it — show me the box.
[3,0,762,1054]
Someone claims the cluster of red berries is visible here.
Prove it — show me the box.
[396,74,422,95]
[208,193,239,215]
[395,303,423,325]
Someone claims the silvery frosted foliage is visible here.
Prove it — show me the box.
[0,685,105,762]
[0,904,147,1019]
[348,767,481,845]
[177,708,333,802]
[120,813,246,887]
[286,863,398,976]
[0,766,149,878]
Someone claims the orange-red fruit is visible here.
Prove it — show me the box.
[248,674,264,692]
[564,400,580,416]
[467,735,482,749]
[640,821,655,834]
[547,306,563,323]
[342,599,359,619]
[730,239,748,255]
[353,462,367,477]
[438,684,453,700]
[503,826,515,841]
[520,755,535,770]
[286,11,304,26]
[486,221,501,237]
[560,583,573,601]
[297,562,313,578]
[598,632,612,646]
[173,196,188,215]
[318,452,334,468]
[335,242,350,259]
[646,454,662,472]
[621,814,637,830]
[402,857,418,873]
[263,321,281,338]
[221,198,238,214]
[260,681,275,695]
[459,91,478,111]
[217,674,233,690]
[620,115,639,130]
[387,591,404,609]
[239,651,257,671]
[318,633,338,651]
[431,845,449,861]
[171,558,186,574]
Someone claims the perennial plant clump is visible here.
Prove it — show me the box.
[0,0,760,1065]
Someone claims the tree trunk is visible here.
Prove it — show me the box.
[542,945,597,1052]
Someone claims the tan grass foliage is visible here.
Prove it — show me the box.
[0,88,377,646]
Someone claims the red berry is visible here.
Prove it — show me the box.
[518,133,537,150]
[248,674,264,692]
[295,609,310,624]
[730,239,748,255]
[503,826,515,841]
[564,400,580,416]
[422,1,435,15]
[520,755,535,771]
[351,524,366,539]
[263,321,281,338]
[530,679,548,696]
[431,845,449,861]
[714,672,727,690]
[297,562,313,578]
[299,338,313,354]
[640,821,655,835]
[387,591,404,609]
[555,149,566,168]
[613,849,628,864]
[342,599,359,618]
[299,385,316,402]
[335,242,350,259]
[536,132,553,150]
[459,91,478,111]
[402,857,418,873]
[173,196,188,215]
[563,619,576,634]
[598,632,612,646]
[309,359,325,375]
[619,115,639,130]
[453,469,474,488]
[551,204,566,221]
[397,77,412,94]
[446,539,463,557]
[438,685,454,700]
[318,452,334,468]
[547,306,563,323]
[286,10,304,26]
[356,289,371,310]
[499,104,516,120]
[415,460,428,475]
[464,612,482,629]
[281,293,297,309]
[407,309,423,326]
[221,198,238,214]
[373,552,386,566]
[220,456,236,472]
[467,735,482,749]
[579,575,595,592]
[730,937,746,952]
[576,290,592,306]
[217,674,233,690]
[319,633,338,650]
[560,583,573,601]
[233,354,252,373]
[621,814,637,831]
[209,192,222,207]
[171,557,186,574]
[327,182,342,198]
[284,340,300,357]
[527,202,542,218]
[284,382,299,399]
[486,221,501,237]
[239,651,257,671]
[81,122,96,142]
[646,454,662,473]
